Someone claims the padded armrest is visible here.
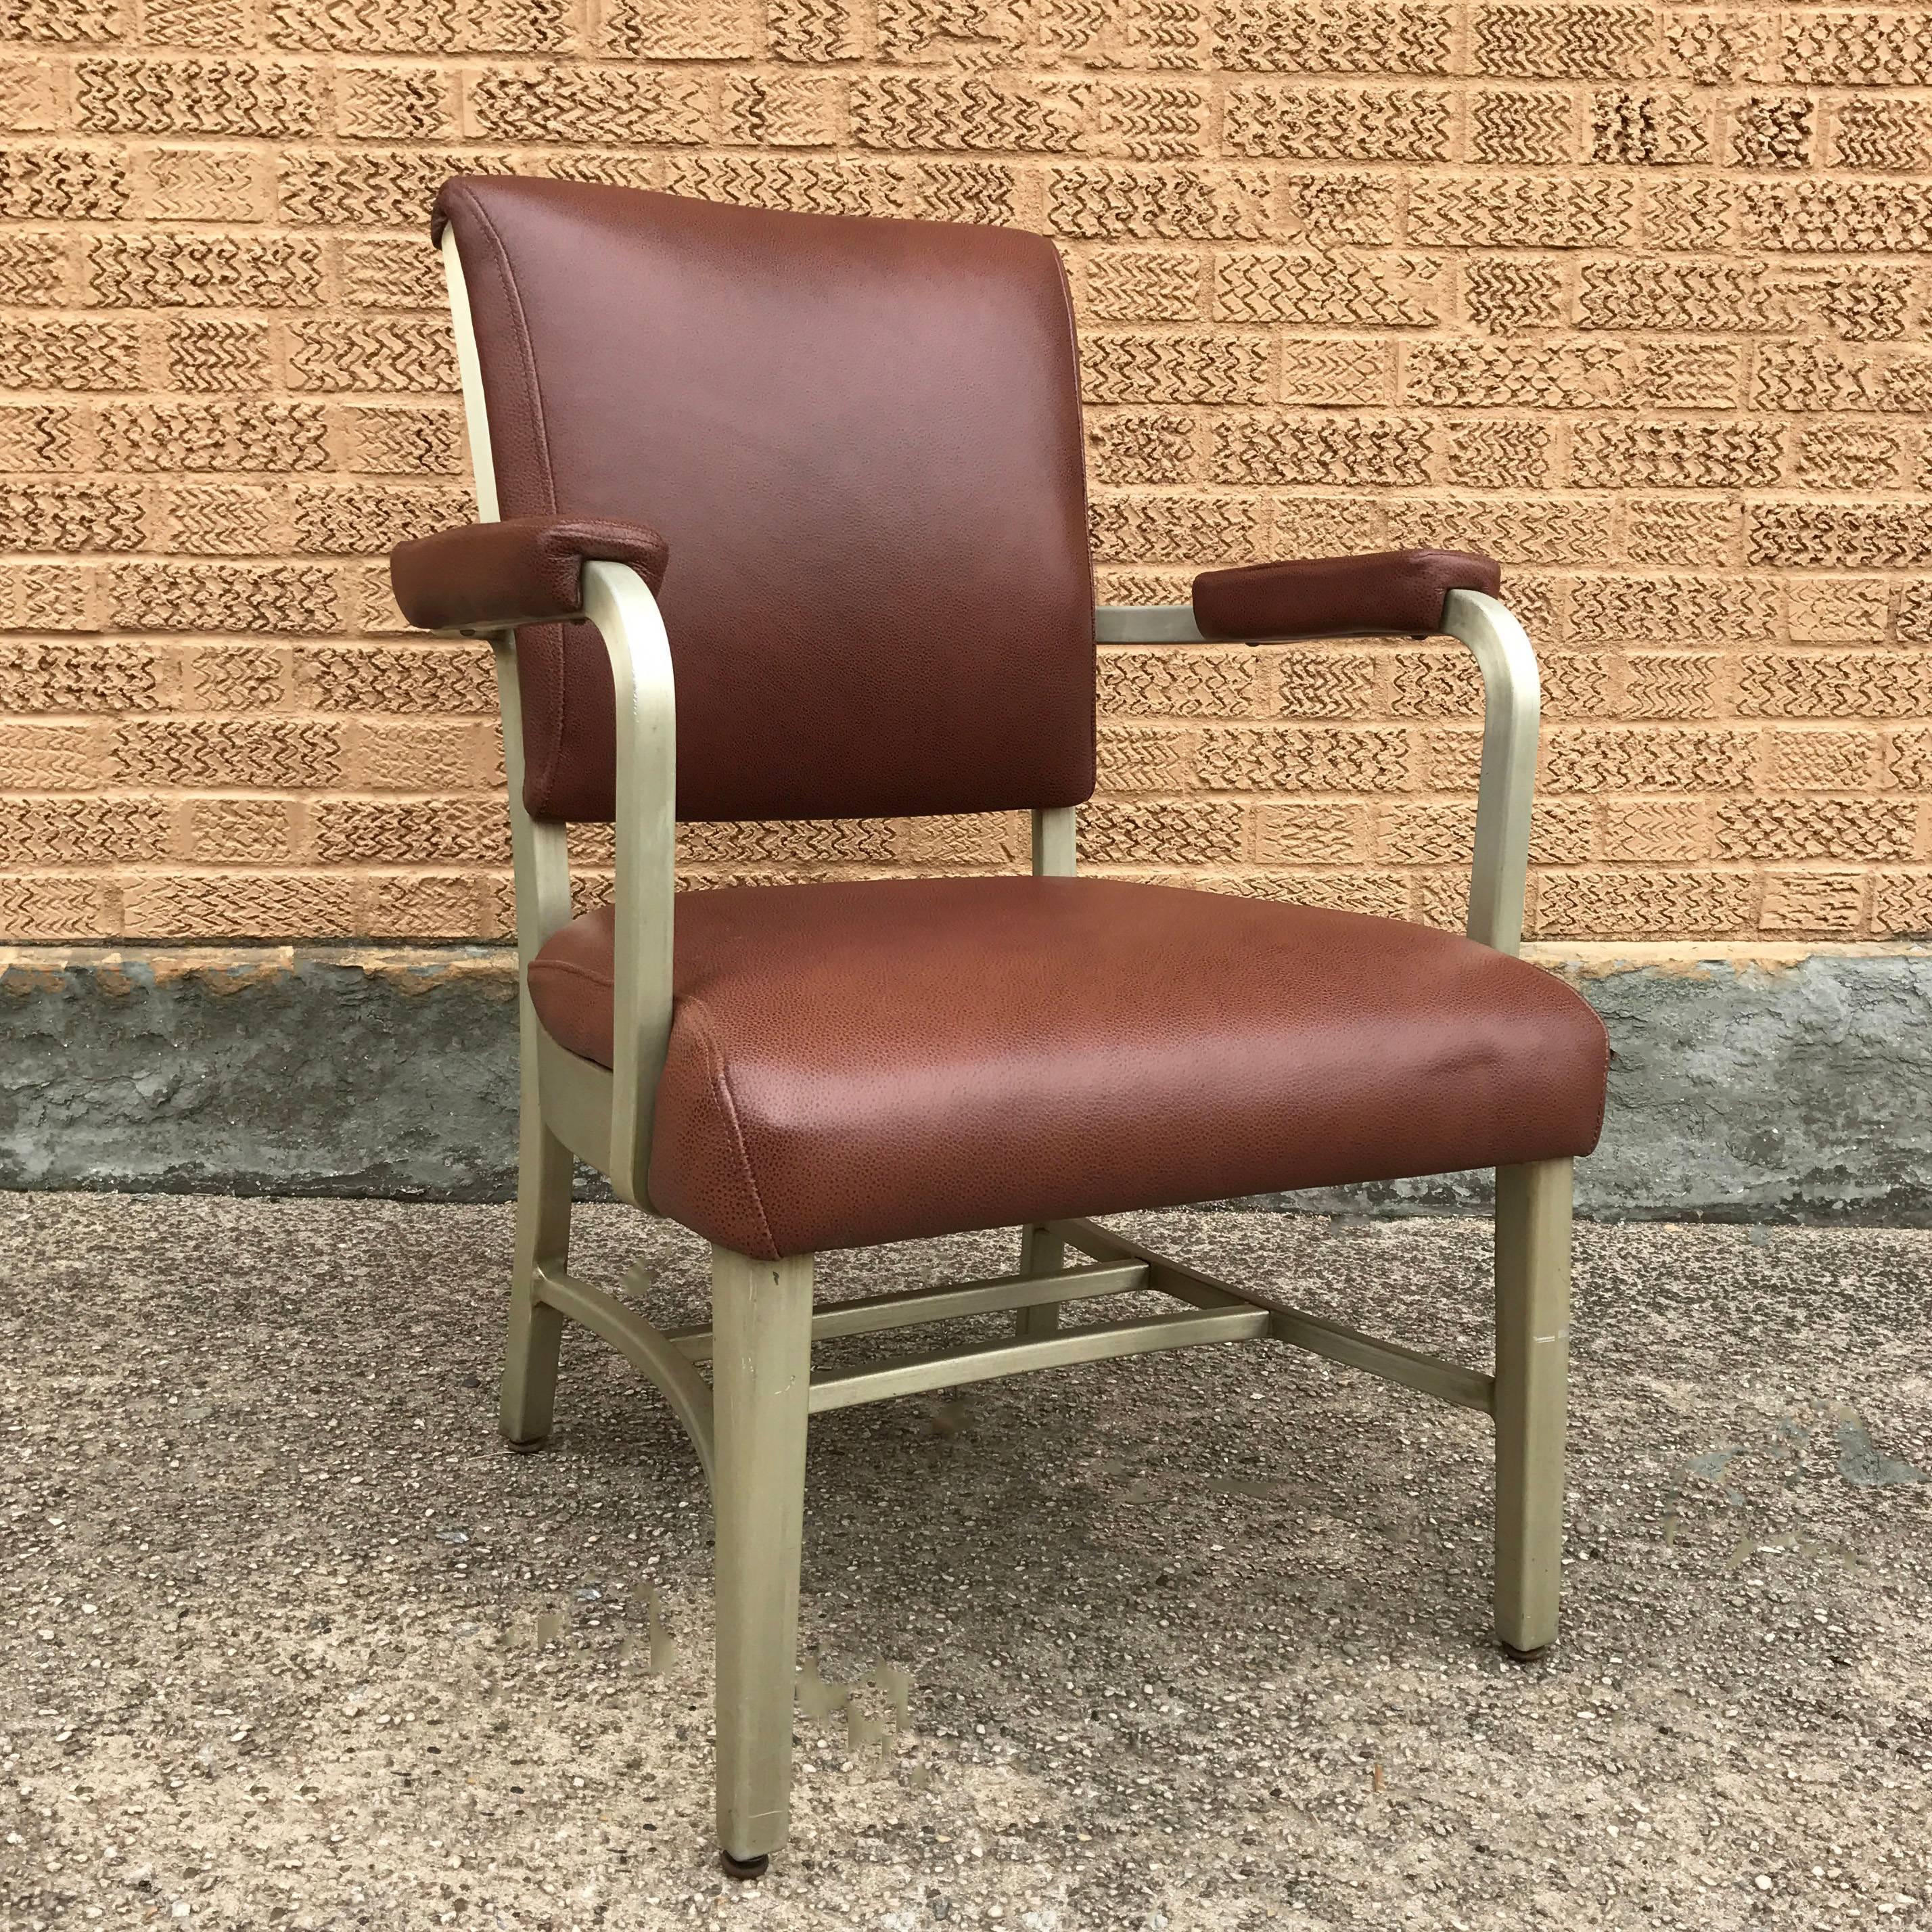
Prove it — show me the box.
[390,515,670,633]
[1191,548,1502,643]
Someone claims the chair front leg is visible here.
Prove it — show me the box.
[499,1101,572,1449]
[1492,1156,1573,1657]
[711,1245,815,1878]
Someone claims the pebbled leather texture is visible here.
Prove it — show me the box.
[390,514,668,633]
[1193,549,1502,642]
[434,175,1096,825]
[525,876,1610,1261]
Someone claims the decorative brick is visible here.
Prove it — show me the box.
[0,146,130,220]
[0,798,166,865]
[1084,250,1202,321]
[1215,1,1451,74]
[1446,419,1552,489]
[114,717,341,786]
[1738,654,1928,720]
[1570,574,1778,644]
[0,482,148,553]
[1082,333,1269,405]
[1097,648,1262,718]
[127,147,267,222]
[1594,798,1707,863]
[1214,250,1439,327]
[1833,97,1932,175]
[599,0,757,58]
[1579,258,1789,333]
[1212,414,1433,487]
[1590,87,1707,166]
[312,796,508,865]
[1090,493,1264,564]
[1275,651,1375,717]
[1049,166,1270,240]
[1088,411,1197,486]
[1384,497,1613,565]
[338,66,455,140]
[1278,340,1391,406]
[1748,504,1932,572]
[0,643,160,714]
[1465,257,1563,331]
[1254,800,1366,865]
[1621,499,1741,568]
[279,147,513,226]
[1728,95,1814,170]
[1195,724,1410,791]
[1095,725,1195,794]
[1473,5,1657,80]
[296,641,495,713]
[1280,170,1399,244]
[1224,85,1451,161]
[75,57,321,136]
[720,73,842,147]
[167,317,269,393]
[1082,798,1246,865]
[1569,420,1782,490]
[87,234,323,307]
[1760,871,1864,934]
[0,721,101,789]
[287,319,457,394]
[1413,178,1632,248]
[1536,870,1753,939]
[1471,89,1573,164]
[107,562,341,634]
[1766,732,1881,794]
[467,66,710,145]
[0,234,70,306]
[1542,728,1755,793]
[1872,872,1932,938]
[97,401,330,473]
[289,484,472,555]
[120,873,356,940]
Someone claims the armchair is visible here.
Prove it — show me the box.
[390,176,1607,1881]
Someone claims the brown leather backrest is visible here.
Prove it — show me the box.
[436,177,1097,824]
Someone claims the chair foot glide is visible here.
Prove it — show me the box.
[1500,1639,1550,1663]
[720,1851,770,1882]
[501,1433,549,1454]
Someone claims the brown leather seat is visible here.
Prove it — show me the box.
[528,876,1607,1261]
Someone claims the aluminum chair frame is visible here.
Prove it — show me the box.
[441,230,1573,1879]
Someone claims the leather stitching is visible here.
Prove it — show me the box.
[454,183,572,820]
[681,995,781,1261]
[1047,240,1098,798]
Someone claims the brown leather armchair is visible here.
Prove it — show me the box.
[390,175,1608,1881]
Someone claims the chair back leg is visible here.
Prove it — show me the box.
[1013,1222,1065,1338]
[500,1109,574,1448]
[711,1245,815,1877]
[1492,1155,1574,1657]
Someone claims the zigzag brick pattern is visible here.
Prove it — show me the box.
[0,0,1926,942]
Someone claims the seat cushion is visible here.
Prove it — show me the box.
[527,877,1608,1260]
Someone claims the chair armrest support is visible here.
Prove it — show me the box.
[1093,582,1540,956]
[390,515,670,636]
[582,559,678,1209]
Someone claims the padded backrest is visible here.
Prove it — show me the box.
[436,177,1097,825]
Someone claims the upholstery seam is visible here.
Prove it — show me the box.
[1047,239,1098,802]
[681,994,780,1261]
[458,183,571,818]
[524,958,612,992]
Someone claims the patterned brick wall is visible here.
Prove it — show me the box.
[3,1,1931,944]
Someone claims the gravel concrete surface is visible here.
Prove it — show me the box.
[2,1193,1929,1932]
